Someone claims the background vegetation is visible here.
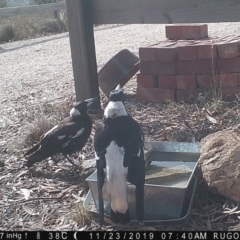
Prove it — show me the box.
[0,0,67,43]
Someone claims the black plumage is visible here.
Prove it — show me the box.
[24,98,97,168]
[94,86,145,225]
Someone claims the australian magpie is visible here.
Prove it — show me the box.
[24,98,97,168]
[94,85,145,225]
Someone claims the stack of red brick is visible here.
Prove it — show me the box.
[136,24,240,102]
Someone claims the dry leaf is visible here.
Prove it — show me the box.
[15,170,29,179]
[20,188,30,200]
[211,215,224,222]
[140,226,156,231]
[0,173,11,181]
[22,205,39,216]
[207,217,212,230]
[223,206,239,214]
[78,225,87,231]
[206,114,218,124]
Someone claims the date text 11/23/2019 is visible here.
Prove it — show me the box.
[89,232,240,240]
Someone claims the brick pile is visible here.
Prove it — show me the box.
[136,24,240,102]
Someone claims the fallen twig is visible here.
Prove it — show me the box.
[0,194,65,207]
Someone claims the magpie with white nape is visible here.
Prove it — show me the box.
[24,98,97,168]
[94,85,145,226]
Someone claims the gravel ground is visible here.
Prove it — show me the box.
[1,23,240,231]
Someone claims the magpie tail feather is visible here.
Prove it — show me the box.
[24,143,40,157]
[25,148,50,167]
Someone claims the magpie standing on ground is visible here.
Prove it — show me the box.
[94,85,145,225]
[24,98,97,168]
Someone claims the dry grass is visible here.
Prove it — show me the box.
[0,10,68,43]
[22,101,70,147]
[0,24,15,43]
[0,0,7,8]
[71,203,92,227]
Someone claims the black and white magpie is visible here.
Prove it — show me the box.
[94,85,145,225]
[24,98,97,168]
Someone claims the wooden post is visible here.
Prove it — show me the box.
[65,0,100,108]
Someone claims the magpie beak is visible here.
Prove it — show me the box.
[115,84,122,90]
[85,97,98,107]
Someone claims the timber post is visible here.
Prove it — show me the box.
[65,0,101,109]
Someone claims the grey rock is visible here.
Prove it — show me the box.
[198,126,240,201]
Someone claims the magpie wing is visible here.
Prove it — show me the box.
[94,122,110,226]
[94,122,112,161]
[123,117,145,222]
[39,118,86,152]
[116,116,145,184]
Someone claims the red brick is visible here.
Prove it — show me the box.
[222,87,240,101]
[238,74,240,85]
[141,61,176,75]
[158,76,177,89]
[137,74,156,88]
[217,42,239,59]
[197,44,217,59]
[140,61,150,74]
[166,24,208,40]
[176,75,197,89]
[136,88,175,102]
[177,45,197,60]
[217,57,240,73]
[140,61,176,75]
[166,25,182,40]
[139,47,157,61]
[197,74,216,89]
[176,89,207,102]
[177,59,216,74]
[218,73,239,88]
[181,24,208,40]
[238,42,240,53]
[156,46,178,62]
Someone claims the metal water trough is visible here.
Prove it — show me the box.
[84,141,200,224]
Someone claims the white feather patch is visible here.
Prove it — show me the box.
[58,135,65,140]
[62,141,69,148]
[44,125,58,137]
[115,84,122,90]
[72,128,84,138]
[137,148,141,157]
[105,141,128,214]
[95,151,100,160]
[104,101,127,119]
[70,107,81,117]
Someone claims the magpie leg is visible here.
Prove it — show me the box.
[65,155,79,169]
[135,162,145,223]
[96,159,105,226]
[135,183,144,222]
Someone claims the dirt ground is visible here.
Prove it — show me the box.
[1,23,240,231]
